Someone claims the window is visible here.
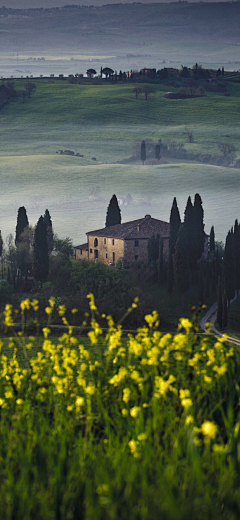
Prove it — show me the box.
[135,240,139,247]
[112,239,114,245]
[90,249,92,254]
[113,252,115,263]
[94,250,98,259]
[135,255,138,261]
[106,253,108,259]
[80,249,82,255]
[94,238,98,247]
[104,238,106,244]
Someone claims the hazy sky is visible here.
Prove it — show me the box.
[4,0,229,8]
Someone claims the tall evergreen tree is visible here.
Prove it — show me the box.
[105,195,121,227]
[15,206,29,245]
[141,140,146,165]
[43,209,54,252]
[223,230,235,304]
[157,237,164,284]
[174,224,190,302]
[193,193,205,261]
[167,253,174,294]
[233,220,240,300]
[169,197,181,255]
[222,291,228,328]
[148,234,159,262]
[209,226,215,253]
[216,278,223,328]
[199,260,204,304]
[33,216,49,286]
[183,196,196,271]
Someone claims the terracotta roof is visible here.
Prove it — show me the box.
[87,215,170,240]
[74,243,88,250]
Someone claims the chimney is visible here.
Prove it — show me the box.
[145,214,151,219]
[137,223,140,232]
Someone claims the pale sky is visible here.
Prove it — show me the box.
[4,0,229,8]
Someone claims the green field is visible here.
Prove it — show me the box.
[0,79,239,244]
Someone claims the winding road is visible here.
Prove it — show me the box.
[200,291,240,347]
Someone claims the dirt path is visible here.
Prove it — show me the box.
[200,291,240,347]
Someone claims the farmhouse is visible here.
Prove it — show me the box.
[75,214,170,266]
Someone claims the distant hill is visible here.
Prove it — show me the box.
[1,3,240,72]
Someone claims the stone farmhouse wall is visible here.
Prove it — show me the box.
[88,235,124,265]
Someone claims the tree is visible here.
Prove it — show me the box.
[193,193,205,261]
[218,142,237,161]
[53,236,74,257]
[33,216,49,286]
[169,197,181,256]
[183,127,194,143]
[222,290,228,328]
[223,230,235,304]
[174,224,190,302]
[86,68,96,79]
[43,209,54,253]
[167,252,174,294]
[148,234,159,262]
[24,81,36,98]
[15,206,29,246]
[102,67,114,80]
[142,86,155,100]
[141,140,146,165]
[217,277,223,328]
[233,220,240,299]
[209,226,215,253]
[132,87,142,99]
[105,195,121,227]
[183,196,196,272]
[155,142,161,163]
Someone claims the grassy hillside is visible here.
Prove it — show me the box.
[0,79,239,244]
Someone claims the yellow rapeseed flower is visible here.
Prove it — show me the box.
[130,406,141,418]
[123,387,131,403]
[201,420,218,440]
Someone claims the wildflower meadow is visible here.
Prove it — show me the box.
[0,295,240,519]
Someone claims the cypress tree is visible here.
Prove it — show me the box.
[157,237,164,284]
[167,253,174,294]
[222,291,228,329]
[209,226,215,253]
[141,140,146,165]
[223,230,235,304]
[169,197,181,255]
[33,216,49,286]
[43,209,54,252]
[15,206,29,245]
[184,196,196,272]
[148,234,159,262]
[193,193,205,261]
[216,278,223,328]
[105,195,121,227]
[199,260,204,304]
[233,220,240,300]
[155,142,161,163]
[174,224,190,303]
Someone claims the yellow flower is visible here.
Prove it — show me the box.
[76,396,84,407]
[181,398,193,409]
[130,406,141,418]
[85,384,95,395]
[71,308,78,314]
[49,297,55,308]
[5,391,14,399]
[0,398,6,408]
[121,408,128,417]
[185,415,194,425]
[178,318,192,333]
[179,389,190,399]
[45,307,52,315]
[138,433,147,441]
[96,484,109,495]
[204,375,212,384]
[213,364,227,377]
[128,439,140,457]
[58,305,66,316]
[20,299,30,311]
[16,398,24,405]
[201,421,218,440]
[123,387,131,403]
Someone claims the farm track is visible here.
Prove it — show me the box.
[200,291,240,347]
